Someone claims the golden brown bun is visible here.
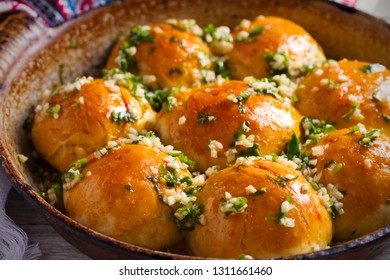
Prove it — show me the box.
[187,160,332,258]
[296,60,390,135]
[228,16,325,80]
[156,80,302,171]
[306,128,390,241]
[63,144,190,250]
[31,79,156,173]
[106,23,211,89]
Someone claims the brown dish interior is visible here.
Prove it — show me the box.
[1,0,390,259]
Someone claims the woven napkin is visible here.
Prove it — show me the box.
[0,165,41,260]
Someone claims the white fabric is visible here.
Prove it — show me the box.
[0,165,41,260]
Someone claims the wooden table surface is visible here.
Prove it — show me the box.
[5,187,390,260]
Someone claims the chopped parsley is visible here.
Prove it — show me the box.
[70,158,87,170]
[238,143,260,157]
[383,115,390,123]
[349,125,361,132]
[220,195,248,216]
[267,174,298,187]
[249,188,267,196]
[110,110,137,124]
[248,26,263,36]
[301,117,336,144]
[342,102,360,121]
[174,152,196,169]
[214,59,230,79]
[228,90,251,113]
[230,121,250,147]
[310,181,321,191]
[146,89,171,112]
[326,78,338,89]
[203,23,217,39]
[174,203,204,231]
[118,41,138,71]
[360,129,381,148]
[46,104,61,117]
[147,176,159,184]
[162,96,177,113]
[265,191,295,227]
[359,63,386,74]
[128,25,155,46]
[235,26,263,42]
[124,184,133,192]
[264,52,289,75]
[285,133,301,160]
[197,112,217,124]
[332,162,345,175]
[158,164,192,187]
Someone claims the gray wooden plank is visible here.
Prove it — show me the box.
[5,189,90,260]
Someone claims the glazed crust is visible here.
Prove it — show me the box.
[156,80,302,171]
[187,160,332,258]
[306,129,390,241]
[106,23,211,89]
[295,59,390,135]
[31,79,156,173]
[63,144,189,250]
[228,16,325,80]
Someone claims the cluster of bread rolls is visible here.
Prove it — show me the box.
[30,15,390,259]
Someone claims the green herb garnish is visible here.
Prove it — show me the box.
[248,26,263,36]
[128,25,155,46]
[47,104,61,117]
[343,102,360,121]
[359,63,386,74]
[124,184,133,192]
[285,133,301,160]
[214,59,230,79]
[174,203,203,231]
[110,110,137,124]
[360,129,381,148]
[266,175,297,187]
[158,164,192,187]
[197,112,217,124]
[230,121,250,147]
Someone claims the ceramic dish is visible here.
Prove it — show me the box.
[1,0,390,259]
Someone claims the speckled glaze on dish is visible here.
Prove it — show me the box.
[1,0,390,259]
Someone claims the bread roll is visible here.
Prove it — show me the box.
[156,80,302,171]
[228,15,325,80]
[187,160,332,258]
[106,22,212,89]
[305,128,390,241]
[63,144,193,250]
[295,59,390,136]
[32,78,156,172]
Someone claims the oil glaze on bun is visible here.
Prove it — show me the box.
[106,22,212,89]
[187,160,332,258]
[31,78,156,172]
[295,59,390,135]
[305,128,390,241]
[228,16,325,80]
[156,80,302,171]
[63,144,192,250]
